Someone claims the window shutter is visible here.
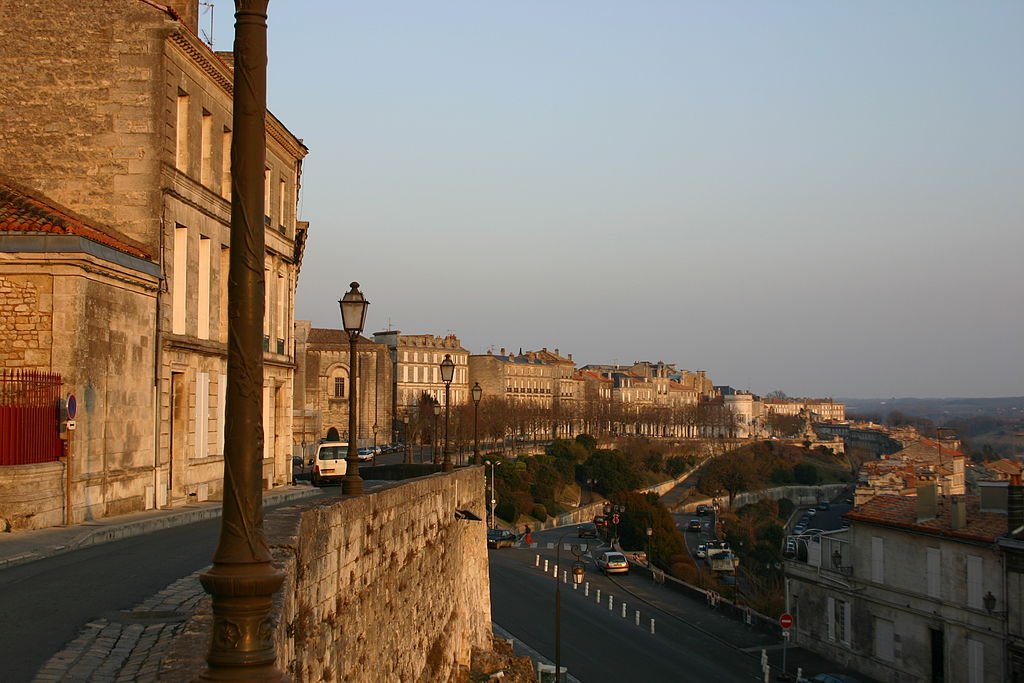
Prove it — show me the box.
[827,596,835,641]
[871,536,884,583]
[927,548,941,598]
[968,638,984,683]
[967,555,983,609]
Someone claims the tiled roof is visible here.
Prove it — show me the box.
[846,494,1006,543]
[0,176,151,260]
[308,328,372,345]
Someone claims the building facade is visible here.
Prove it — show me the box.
[786,491,1007,683]
[0,0,307,518]
[294,323,393,453]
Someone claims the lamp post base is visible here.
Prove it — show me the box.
[343,472,363,495]
[197,562,285,681]
[442,460,453,472]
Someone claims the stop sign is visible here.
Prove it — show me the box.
[779,613,794,629]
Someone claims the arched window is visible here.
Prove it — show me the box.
[330,367,350,399]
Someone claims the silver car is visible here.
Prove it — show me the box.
[596,551,630,575]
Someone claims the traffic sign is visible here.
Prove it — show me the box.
[612,513,620,525]
[67,394,77,419]
[779,612,794,629]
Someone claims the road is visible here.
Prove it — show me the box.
[490,527,769,682]
[0,490,340,683]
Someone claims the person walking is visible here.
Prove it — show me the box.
[524,524,532,545]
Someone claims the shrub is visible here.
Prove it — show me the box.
[495,500,518,524]
[531,503,548,521]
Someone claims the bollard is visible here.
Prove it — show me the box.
[562,570,567,583]
[608,595,613,611]
[650,618,655,634]
[573,581,578,591]
[635,610,640,626]
[544,559,549,573]
[621,603,626,618]
[596,589,601,603]
[585,582,589,597]
[797,668,802,681]
[553,564,558,578]
[535,554,539,567]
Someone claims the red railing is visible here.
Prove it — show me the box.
[0,369,62,465]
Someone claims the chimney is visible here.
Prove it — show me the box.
[978,480,1008,513]
[917,483,937,522]
[1009,473,1024,538]
[500,348,506,356]
[171,1,201,35]
[950,496,967,530]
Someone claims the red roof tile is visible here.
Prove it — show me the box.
[846,494,1006,543]
[0,176,151,260]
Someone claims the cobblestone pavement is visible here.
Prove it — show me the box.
[31,573,205,683]
[32,571,206,682]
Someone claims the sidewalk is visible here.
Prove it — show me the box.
[0,484,322,570]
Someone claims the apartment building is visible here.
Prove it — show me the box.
[0,0,307,518]
[786,487,1007,682]
[469,349,556,409]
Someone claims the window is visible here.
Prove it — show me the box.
[195,372,209,459]
[334,376,346,398]
[874,617,894,662]
[216,373,226,455]
[967,555,983,609]
[871,536,884,583]
[968,639,984,683]
[219,246,229,343]
[827,597,850,645]
[927,548,941,598]
[175,89,189,171]
[172,226,188,334]
[198,236,211,340]
[220,127,232,199]
[278,178,286,230]
[200,109,213,186]
[264,167,271,222]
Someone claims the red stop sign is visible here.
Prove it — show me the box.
[780,613,794,629]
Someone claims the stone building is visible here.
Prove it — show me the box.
[520,348,581,438]
[854,439,966,506]
[0,0,307,518]
[295,323,393,452]
[371,330,469,435]
[786,488,1008,683]
[469,349,556,409]
[0,178,159,529]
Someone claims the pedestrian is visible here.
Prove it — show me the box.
[524,524,532,545]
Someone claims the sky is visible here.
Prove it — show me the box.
[207,1,1023,400]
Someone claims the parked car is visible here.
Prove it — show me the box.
[356,446,377,462]
[593,515,608,528]
[696,504,710,516]
[817,501,830,511]
[596,550,630,574]
[577,522,598,538]
[486,528,517,549]
[687,519,702,532]
[311,442,348,486]
[696,543,708,559]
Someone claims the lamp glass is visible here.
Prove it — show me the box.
[433,404,441,416]
[440,354,455,383]
[472,382,482,403]
[339,282,368,333]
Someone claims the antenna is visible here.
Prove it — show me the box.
[200,1,215,48]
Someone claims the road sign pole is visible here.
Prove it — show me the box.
[778,613,794,679]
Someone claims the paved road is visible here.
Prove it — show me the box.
[0,490,339,683]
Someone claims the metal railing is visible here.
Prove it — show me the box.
[0,369,62,465]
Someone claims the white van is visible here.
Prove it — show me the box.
[312,442,348,486]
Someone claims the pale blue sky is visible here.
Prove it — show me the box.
[209,1,1023,399]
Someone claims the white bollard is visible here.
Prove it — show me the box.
[573,581,578,591]
[797,668,802,681]
[562,570,567,583]
[596,589,601,603]
[608,595,613,611]
[761,650,767,668]
[650,618,655,634]
[553,564,558,578]
[635,610,640,626]
[621,603,626,618]
[585,582,589,597]
[535,554,540,567]
[544,559,549,573]
[763,667,769,683]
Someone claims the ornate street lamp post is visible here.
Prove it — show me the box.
[472,382,482,464]
[485,459,498,528]
[432,402,441,464]
[554,533,586,681]
[340,282,369,495]
[646,526,654,568]
[198,2,283,679]
[403,415,411,464]
[440,353,455,472]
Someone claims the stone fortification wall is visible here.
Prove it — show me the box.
[169,468,492,681]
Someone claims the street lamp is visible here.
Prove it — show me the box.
[485,459,499,528]
[402,415,411,464]
[472,382,482,464]
[432,402,441,465]
[372,422,378,466]
[340,281,369,495]
[646,526,653,568]
[440,353,455,472]
[554,532,586,681]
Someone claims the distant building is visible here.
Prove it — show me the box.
[469,348,555,409]
[294,323,392,451]
[855,438,966,505]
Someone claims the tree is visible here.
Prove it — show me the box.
[697,450,770,507]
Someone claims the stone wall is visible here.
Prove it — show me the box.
[166,467,493,681]
[0,462,64,530]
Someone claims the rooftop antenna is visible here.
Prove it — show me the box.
[200,1,215,48]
